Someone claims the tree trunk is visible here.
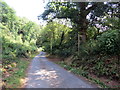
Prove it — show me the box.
[78,33,80,54]
[59,31,64,46]
[50,37,53,54]
[81,30,87,43]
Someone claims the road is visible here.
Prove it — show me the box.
[25,52,97,88]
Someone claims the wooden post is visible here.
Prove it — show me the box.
[50,37,53,54]
[78,33,80,55]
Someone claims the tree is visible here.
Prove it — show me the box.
[36,21,72,55]
[39,2,114,43]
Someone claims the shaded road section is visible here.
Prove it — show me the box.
[25,52,97,88]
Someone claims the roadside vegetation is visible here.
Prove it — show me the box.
[1,0,120,88]
[2,58,29,88]
[2,53,38,88]
[57,61,120,88]
[0,0,41,88]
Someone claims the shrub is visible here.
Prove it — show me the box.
[96,30,120,55]
[82,30,120,56]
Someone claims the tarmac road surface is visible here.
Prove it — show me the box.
[25,52,97,88]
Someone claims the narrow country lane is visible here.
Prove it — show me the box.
[25,52,97,88]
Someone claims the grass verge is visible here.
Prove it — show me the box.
[4,59,29,88]
[57,61,110,88]
[2,52,39,88]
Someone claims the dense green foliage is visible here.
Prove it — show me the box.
[96,30,120,55]
[39,2,119,43]
[0,0,41,65]
[36,21,73,57]
[1,0,41,88]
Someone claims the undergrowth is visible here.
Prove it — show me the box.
[57,61,110,88]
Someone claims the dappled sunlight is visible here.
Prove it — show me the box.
[41,69,62,87]
[26,62,63,88]
[29,69,62,87]
[35,70,58,80]
[34,69,58,81]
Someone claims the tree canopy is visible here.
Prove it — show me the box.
[39,2,119,43]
